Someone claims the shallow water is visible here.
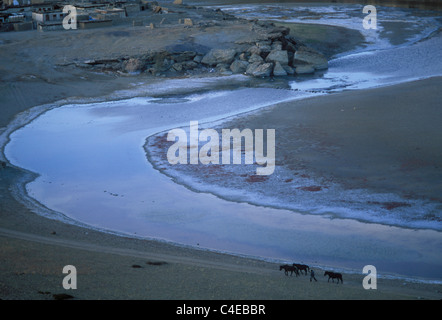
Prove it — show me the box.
[3,4,442,281]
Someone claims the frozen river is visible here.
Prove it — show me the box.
[3,3,442,281]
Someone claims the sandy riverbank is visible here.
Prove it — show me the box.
[1,2,441,300]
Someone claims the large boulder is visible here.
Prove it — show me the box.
[273,61,287,76]
[266,49,289,66]
[201,49,237,67]
[295,65,315,74]
[248,53,264,64]
[283,65,295,75]
[246,62,273,77]
[247,45,261,56]
[294,46,328,70]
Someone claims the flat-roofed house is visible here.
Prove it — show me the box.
[32,10,66,23]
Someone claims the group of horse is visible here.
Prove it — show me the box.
[279,264,343,284]
[279,263,310,277]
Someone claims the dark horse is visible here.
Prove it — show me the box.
[280,264,299,277]
[293,263,310,275]
[324,271,343,284]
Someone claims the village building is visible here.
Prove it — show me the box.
[32,10,65,23]
[1,0,144,32]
